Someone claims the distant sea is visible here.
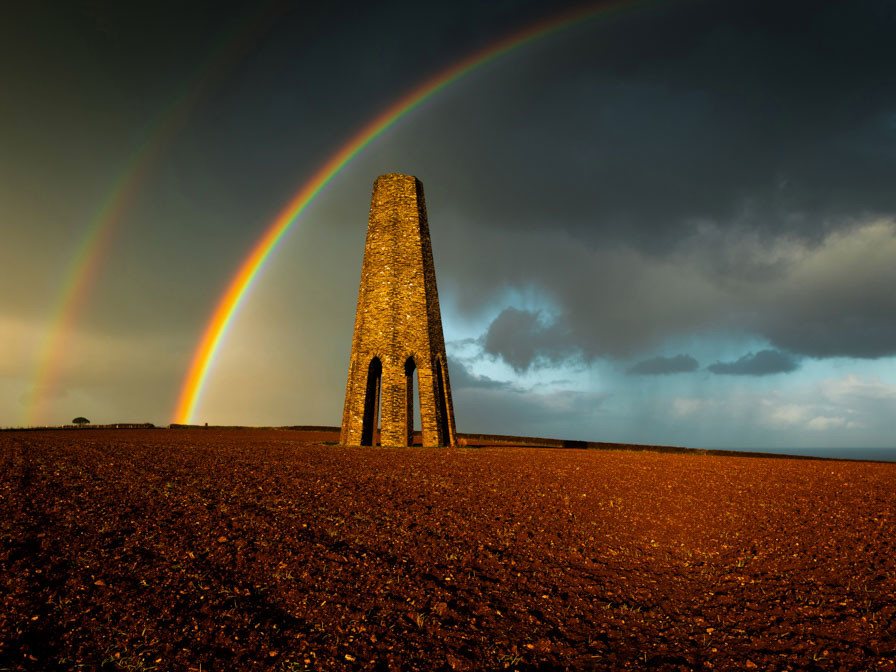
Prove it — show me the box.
[721,446,896,463]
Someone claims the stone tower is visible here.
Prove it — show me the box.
[340,174,457,447]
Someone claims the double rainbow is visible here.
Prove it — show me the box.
[174,0,643,424]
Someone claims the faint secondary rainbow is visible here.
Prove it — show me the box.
[22,130,171,427]
[174,0,646,424]
[22,2,290,426]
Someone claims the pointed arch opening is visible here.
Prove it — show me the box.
[404,357,419,446]
[434,357,451,446]
[361,357,382,446]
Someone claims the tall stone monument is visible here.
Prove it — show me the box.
[340,174,457,447]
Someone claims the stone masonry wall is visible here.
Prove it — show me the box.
[340,174,457,447]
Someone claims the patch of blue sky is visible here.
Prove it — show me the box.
[793,354,896,385]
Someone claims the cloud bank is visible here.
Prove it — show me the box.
[708,350,799,376]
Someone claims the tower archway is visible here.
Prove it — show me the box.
[405,357,418,446]
[360,357,382,446]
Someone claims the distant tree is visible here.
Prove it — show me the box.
[72,417,90,425]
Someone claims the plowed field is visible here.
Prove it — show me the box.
[1,429,894,671]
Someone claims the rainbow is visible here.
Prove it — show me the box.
[23,136,165,427]
[174,0,644,424]
[22,2,289,426]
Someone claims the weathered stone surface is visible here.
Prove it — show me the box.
[340,174,457,447]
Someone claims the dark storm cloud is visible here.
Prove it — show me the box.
[415,0,896,367]
[421,0,896,252]
[483,307,578,371]
[765,317,896,360]
[628,354,698,376]
[440,219,896,363]
[708,350,799,376]
[447,361,510,390]
[439,227,727,359]
[748,222,896,358]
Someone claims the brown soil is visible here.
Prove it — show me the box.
[1,429,894,671]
